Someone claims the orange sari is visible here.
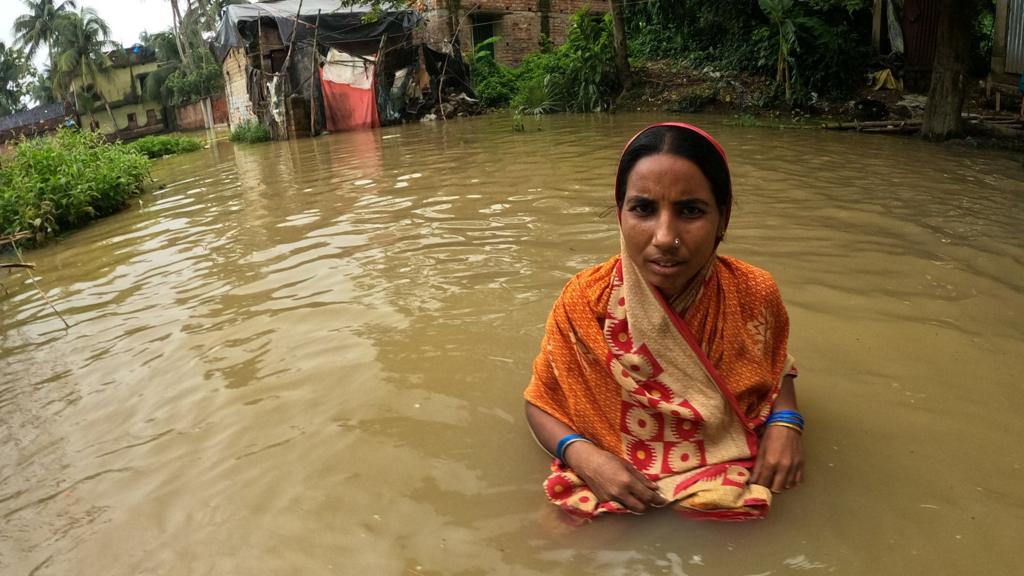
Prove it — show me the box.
[525,249,795,520]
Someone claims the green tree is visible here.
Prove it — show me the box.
[29,66,58,106]
[138,30,182,104]
[53,7,118,129]
[0,41,35,115]
[12,0,78,95]
[183,0,248,36]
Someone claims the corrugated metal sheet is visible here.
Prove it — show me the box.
[0,102,68,132]
[902,0,941,71]
[1008,0,1024,74]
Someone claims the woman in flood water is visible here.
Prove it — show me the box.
[524,123,803,520]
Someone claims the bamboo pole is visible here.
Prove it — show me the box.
[0,231,33,247]
[309,9,321,137]
[279,0,305,73]
[10,241,70,329]
[821,120,923,130]
[257,15,265,79]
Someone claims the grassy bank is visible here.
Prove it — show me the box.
[0,129,150,242]
[129,134,204,159]
[229,120,271,143]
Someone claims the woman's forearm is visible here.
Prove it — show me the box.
[772,375,799,412]
[525,401,576,457]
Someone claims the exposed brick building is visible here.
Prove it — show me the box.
[418,1,609,67]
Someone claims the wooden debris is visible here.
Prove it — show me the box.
[821,115,1023,139]
[2,236,70,329]
[821,120,922,131]
[0,231,33,247]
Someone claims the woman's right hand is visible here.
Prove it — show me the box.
[563,441,668,513]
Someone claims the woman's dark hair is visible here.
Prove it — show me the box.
[614,125,732,218]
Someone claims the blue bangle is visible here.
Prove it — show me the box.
[766,410,804,430]
[766,414,803,424]
[555,433,589,462]
[767,410,803,422]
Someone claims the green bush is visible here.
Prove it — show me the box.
[164,52,225,107]
[548,12,619,112]
[626,0,873,102]
[129,135,203,159]
[470,9,619,114]
[229,120,271,144]
[0,129,150,239]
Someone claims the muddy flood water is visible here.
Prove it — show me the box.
[2,114,1022,575]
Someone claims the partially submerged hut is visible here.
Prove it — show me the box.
[212,0,423,139]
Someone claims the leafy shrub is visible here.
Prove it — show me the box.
[627,0,873,102]
[0,129,150,239]
[229,120,271,143]
[470,9,619,114]
[163,51,224,107]
[549,12,619,112]
[469,37,518,108]
[129,135,203,159]
[511,73,561,115]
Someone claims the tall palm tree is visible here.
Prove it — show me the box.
[30,64,58,106]
[12,0,78,92]
[54,7,118,130]
[183,0,247,37]
[169,0,193,68]
[138,30,181,105]
[0,41,33,116]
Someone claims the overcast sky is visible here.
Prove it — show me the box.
[1,0,177,68]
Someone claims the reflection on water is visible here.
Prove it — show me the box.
[2,114,1022,575]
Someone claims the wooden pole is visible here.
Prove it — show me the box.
[257,16,265,79]
[310,9,321,137]
[10,241,70,329]
[871,0,883,53]
[280,0,305,73]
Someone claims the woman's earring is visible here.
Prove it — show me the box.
[674,238,681,246]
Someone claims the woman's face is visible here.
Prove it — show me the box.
[620,153,722,299]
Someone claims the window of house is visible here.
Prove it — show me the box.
[146,109,158,125]
[136,72,150,94]
[126,112,138,128]
[472,15,501,56]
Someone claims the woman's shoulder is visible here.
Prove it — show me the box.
[558,255,620,312]
[715,255,781,298]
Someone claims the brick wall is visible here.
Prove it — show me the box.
[222,47,254,127]
[174,97,229,131]
[420,1,609,67]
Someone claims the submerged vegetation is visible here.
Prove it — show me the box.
[0,129,149,240]
[229,120,272,144]
[128,134,203,158]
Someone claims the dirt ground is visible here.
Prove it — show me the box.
[618,59,1023,121]
[616,60,1024,151]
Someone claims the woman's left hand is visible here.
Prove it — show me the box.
[750,425,803,493]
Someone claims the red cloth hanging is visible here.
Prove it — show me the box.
[318,49,379,132]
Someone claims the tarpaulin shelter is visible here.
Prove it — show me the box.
[212,1,419,64]
[212,0,421,138]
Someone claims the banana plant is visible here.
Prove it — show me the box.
[759,0,798,101]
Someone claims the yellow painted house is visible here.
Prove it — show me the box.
[71,45,166,136]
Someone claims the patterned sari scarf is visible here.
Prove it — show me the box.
[525,123,795,520]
